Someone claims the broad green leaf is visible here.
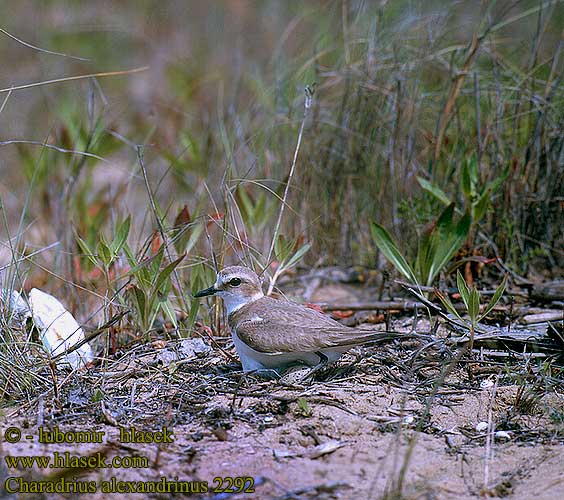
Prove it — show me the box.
[370,222,418,284]
[417,176,451,206]
[120,245,153,289]
[436,202,456,228]
[76,234,98,267]
[456,271,471,309]
[284,243,311,269]
[274,234,282,261]
[153,254,185,293]
[469,287,480,322]
[238,186,255,222]
[425,207,470,286]
[110,216,131,256]
[415,220,434,285]
[461,161,472,200]
[479,273,508,321]
[97,239,112,266]
[131,285,146,320]
[274,235,291,263]
[468,155,479,190]
[150,246,165,277]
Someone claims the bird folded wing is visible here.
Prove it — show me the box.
[235,319,391,354]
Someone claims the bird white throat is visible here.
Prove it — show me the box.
[194,265,395,375]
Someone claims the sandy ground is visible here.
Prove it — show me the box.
[2,347,563,500]
[1,282,563,499]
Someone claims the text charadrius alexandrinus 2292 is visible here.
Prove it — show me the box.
[194,266,396,375]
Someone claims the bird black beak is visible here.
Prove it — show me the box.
[194,285,218,298]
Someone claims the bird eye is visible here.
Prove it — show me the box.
[229,278,242,287]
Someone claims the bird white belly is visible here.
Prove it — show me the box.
[231,331,345,372]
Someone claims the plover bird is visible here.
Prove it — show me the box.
[194,265,397,376]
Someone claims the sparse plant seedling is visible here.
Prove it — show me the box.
[435,270,508,351]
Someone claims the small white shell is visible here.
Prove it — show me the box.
[495,430,511,440]
[29,288,93,369]
[480,379,495,389]
[475,421,489,432]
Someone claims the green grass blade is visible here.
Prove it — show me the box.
[417,176,451,205]
[456,270,471,309]
[370,222,417,284]
[469,287,480,322]
[284,242,311,270]
[426,210,470,285]
[479,273,508,321]
[153,254,185,293]
[110,215,131,256]
[76,234,98,267]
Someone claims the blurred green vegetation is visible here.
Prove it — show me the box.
[0,0,563,309]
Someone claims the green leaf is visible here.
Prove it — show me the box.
[370,222,418,284]
[468,155,479,189]
[283,243,311,270]
[97,239,112,266]
[238,186,255,222]
[478,274,508,321]
[91,389,104,403]
[456,271,471,309]
[461,161,472,200]
[76,234,98,267]
[417,176,451,206]
[150,246,165,277]
[274,234,290,263]
[129,285,146,320]
[120,245,152,288]
[469,287,480,323]
[122,242,136,267]
[434,288,464,322]
[424,207,470,286]
[185,298,200,336]
[110,216,131,256]
[153,254,185,293]
[161,299,178,329]
[473,188,492,222]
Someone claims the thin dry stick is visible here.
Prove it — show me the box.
[0,27,89,61]
[0,88,12,115]
[0,140,107,162]
[265,86,313,291]
[483,376,499,492]
[0,66,149,94]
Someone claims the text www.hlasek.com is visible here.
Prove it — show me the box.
[5,452,148,469]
